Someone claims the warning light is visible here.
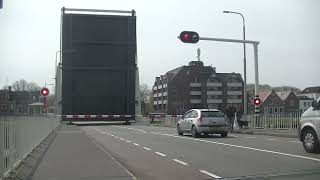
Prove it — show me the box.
[40,87,49,96]
[253,98,261,106]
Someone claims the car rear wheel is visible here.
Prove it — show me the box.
[192,126,199,138]
[302,129,320,153]
[177,124,183,136]
[221,132,228,137]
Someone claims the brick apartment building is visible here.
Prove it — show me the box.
[153,61,244,115]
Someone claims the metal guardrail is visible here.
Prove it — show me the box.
[0,114,59,179]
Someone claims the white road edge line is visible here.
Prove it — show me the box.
[267,139,277,141]
[155,152,167,157]
[246,137,257,138]
[126,140,131,143]
[133,143,140,146]
[151,132,320,162]
[116,126,147,133]
[88,133,137,180]
[142,147,151,151]
[199,170,221,179]
[90,127,106,134]
[172,159,188,166]
[119,138,125,141]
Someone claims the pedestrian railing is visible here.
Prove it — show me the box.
[246,113,301,130]
[0,114,59,179]
[139,113,302,131]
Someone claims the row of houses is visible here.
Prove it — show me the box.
[0,89,45,114]
[151,60,319,115]
[247,90,314,114]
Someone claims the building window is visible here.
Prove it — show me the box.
[193,77,199,83]
[304,102,307,107]
[264,107,268,114]
[269,108,272,114]
[300,109,303,113]
[207,87,221,91]
[274,107,278,113]
[279,107,283,113]
[308,102,311,107]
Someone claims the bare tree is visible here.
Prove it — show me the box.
[27,82,41,91]
[11,79,28,91]
[139,83,151,103]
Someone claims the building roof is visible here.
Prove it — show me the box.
[297,95,313,100]
[165,66,183,81]
[301,86,320,94]
[216,72,243,82]
[276,91,291,101]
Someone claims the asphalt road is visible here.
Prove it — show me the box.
[82,125,320,180]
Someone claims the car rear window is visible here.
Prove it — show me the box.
[201,111,224,117]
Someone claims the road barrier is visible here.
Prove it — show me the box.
[0,114,59,179]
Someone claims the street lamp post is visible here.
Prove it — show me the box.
[223,10,248,117]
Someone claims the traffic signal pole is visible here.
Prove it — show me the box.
[191,36,261,113]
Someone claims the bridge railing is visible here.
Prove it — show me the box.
[246,113,301,130]
[138,113,301,131]
[0,114,59,179]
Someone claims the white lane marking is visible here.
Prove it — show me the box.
[57,131,82,133]
[172,159,188,166]
[142,147,151,151]
[90,127,106,134]
[229,135,239,138]
[126,140,132,143]
[119,138,125,141]
[246,137,257,139]
[267,138,277,141]
[200,170,221,179]
[90,135,137,180]
[133,143,140,146]
[116,126,147,133]
[155,152,167,157]
[151,132,320,162]
[289,140,301,143]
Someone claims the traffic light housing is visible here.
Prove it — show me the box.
[253,95,261,114]
[179,31,200,43]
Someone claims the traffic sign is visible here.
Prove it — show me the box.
[40,87,49,96]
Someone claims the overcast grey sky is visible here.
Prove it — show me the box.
[0,0,319,90]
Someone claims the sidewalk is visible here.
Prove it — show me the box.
[231,128,299,138]
[30,125,134,180]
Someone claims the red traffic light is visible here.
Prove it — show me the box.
[253,98,261,105]
[179,31,200,43]
[40,87,49,96]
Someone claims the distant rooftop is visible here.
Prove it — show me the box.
[301,86,320,94]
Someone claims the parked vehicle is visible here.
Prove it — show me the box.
[299,97,320,153]
[177,109,229,138]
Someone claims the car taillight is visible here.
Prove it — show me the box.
[198,114,203,123]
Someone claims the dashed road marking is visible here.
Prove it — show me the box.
[90,127,106,134]
[126,140,131,143]
[246,137,257,139]
[267,138,277,141]
[133,143,140,146]
[155,152,167,157]
[151,132,320,162]
[229,135,239,138]
[142,147,151,151]
[119,138,125,141]
[199,170,221,179]
[172,159,188,166]
[116,126,147,133]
